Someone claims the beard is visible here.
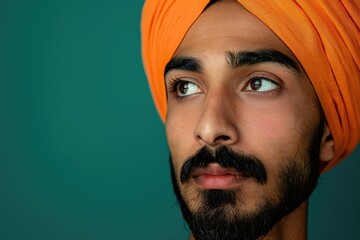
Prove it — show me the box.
[169,120,324,240]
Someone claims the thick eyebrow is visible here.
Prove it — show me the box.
[225,49,300,73]
[164,56,203,76]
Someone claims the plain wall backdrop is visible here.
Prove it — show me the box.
[0,1,359,239]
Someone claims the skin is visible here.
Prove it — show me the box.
[164,1,334,239]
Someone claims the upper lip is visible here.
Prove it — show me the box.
[192,163,246,178]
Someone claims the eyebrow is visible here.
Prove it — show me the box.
[164,56,203,76]
[164,49,300,76]
[225,49,300,72]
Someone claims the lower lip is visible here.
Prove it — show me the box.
[193,174,246,189]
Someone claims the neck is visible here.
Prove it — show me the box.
[189,201,308,240]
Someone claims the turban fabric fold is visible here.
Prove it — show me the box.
[141,0,359,172]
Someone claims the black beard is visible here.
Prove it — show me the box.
[170,120,323,240]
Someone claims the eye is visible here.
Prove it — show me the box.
[243,77,279,92]
[176,81,202,97]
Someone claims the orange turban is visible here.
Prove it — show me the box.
[141,0,360,172]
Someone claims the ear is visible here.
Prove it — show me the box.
[319,122,334,162]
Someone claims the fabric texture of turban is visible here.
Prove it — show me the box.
[141,0,360,172]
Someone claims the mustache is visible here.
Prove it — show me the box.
[180,146,267,185]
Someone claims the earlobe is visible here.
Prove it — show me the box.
[319,122,334,162]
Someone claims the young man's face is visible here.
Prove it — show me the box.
[165,1,326,239]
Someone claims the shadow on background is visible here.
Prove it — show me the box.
[0,1,358,239]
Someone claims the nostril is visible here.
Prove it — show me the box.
[214,135,230,143]
[196,134,231,145]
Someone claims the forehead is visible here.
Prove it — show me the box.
[174,1,296,61]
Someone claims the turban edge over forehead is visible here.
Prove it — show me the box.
[141,0,360,172]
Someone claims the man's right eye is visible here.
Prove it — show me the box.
[176,81,202,97]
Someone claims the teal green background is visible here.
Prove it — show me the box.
[0,1,359,239]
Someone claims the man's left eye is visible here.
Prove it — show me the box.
[243,77,280,92]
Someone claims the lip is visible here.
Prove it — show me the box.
[192,163,249,190]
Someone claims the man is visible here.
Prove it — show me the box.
[141,0,359,239]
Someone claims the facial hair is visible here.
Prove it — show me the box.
[170,120,324,240]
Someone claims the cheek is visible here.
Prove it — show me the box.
[165,108,198,169]
[241,97,319,168]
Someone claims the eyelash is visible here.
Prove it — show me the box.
[166,77,181,93]
[166,77,187,101]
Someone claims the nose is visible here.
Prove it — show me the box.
[194,91,239,147]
